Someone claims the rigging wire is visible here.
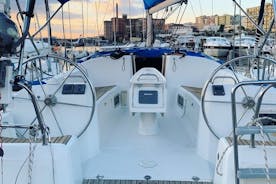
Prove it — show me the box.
[178,4,188,25]
[95,1,100,37]
[164,4,182,20]
[232,0,237,59]
[174,3,183,25]
[101,0,111,22]
[61,7,66,57]
[98,0,105,35]
[129,0,132,42]
[81,0,85,50]
[173,4,188,35]
[67,2,73,47]
[189,0,197,19]
[144,3,183,43]
[198,0,203,16]
[86,0,89,40]
[35,14,43,42]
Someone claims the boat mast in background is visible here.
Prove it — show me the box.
[44,0,53,46]
[114,2,118,45]
[145,0,187,47]
[129,0,132,42]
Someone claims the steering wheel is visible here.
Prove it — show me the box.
[13,54,96,138]
[201,55,276,139]
[18,53,72,83]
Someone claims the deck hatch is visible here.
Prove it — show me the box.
[62,84,86,94]
[259,113,276,125]
[212,85,225,96]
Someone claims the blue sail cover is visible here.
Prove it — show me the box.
[143,0,165,9]
[57,0,70,4]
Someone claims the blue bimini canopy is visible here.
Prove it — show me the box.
[143,0,165,9]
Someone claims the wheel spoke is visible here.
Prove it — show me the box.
[48,106,64,136]
[55,101,93,108]
[31,61,48,97]
[52,66,77,96]
[21,104,47,137]
[236,108,250,126]
[229,62,249,99]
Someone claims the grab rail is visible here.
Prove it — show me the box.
[231,80,276,184]
[211,76,237,84]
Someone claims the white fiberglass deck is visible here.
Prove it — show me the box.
[83,110,213,182]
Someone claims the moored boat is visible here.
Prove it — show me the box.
[203,37,231,57]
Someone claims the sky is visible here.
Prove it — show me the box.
[9,0,272,38]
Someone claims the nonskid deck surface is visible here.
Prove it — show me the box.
[0,135,72,144]
[83,112,213,181]
[226,137,276,146]
[83,179,212,184]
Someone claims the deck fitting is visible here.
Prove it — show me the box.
[192,176,200,182]
[144,175,151,181]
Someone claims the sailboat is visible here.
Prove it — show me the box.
[203,36,232,57]
[1,0,276,184]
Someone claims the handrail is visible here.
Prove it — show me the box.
[137,73,160,82]
[231,80,276,184]
[211,76,237,84]
[16,81,48,145]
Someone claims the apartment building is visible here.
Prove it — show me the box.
[245,3,275,32]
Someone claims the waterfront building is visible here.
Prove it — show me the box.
[245,3,275,32]
[214,14,233,27]
[166,23,196,35]
[195,15,215,29]
[104,15,165,42]
[104,21,112,41]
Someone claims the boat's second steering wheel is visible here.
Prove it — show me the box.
[201,55,276,139]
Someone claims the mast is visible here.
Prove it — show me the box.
[146,10,153,47]
[114,3,118,45]
[129,0,132,42]
[35,14,43,41]
[44,0,53,46]
[145,0,185,47]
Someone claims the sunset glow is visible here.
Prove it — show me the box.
[10,0,264,39]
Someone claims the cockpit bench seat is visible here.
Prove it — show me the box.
[181,86,202,100]
[95,85,116,100]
